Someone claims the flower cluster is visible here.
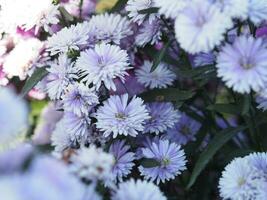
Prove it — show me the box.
[1,0,267,199]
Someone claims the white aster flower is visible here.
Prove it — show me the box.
[47,22,93,55]
[112,179,167,200]
[219,157,266,200]
[216,36,267,94]
[0,0,59,34]
[248,0,267,25]
[175,0,233,54]
[96,94,150,138]
[154,0,189,19]
[0,88,28,152]
[88,13,133,45]
[76,43,131,91]
[70,145,115,181]
[135,19,162,47]
[125,0,158,25]
[46,54,78,100]
[3,38,44,80]
[210,0,248,20]
[135,60,176,89]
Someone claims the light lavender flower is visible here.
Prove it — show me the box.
[219,157,266,200]
[51,119,73,154]
[245,152,267,174]
[135,19,162,47]
[47,22,93,55]
[139,139,187,184]
[96,94,150,138]
[144,102,181,134]
[125,0,158,25]
[46,54,77,100]
[76,43,131,91]
[112,179,167,200]
[0,155,89,200]
[216,36,267,94]
[62,83,99,116]
[109,140,135,182]
[154,0,189,19]
[88,13,133,45]
[0,87,28,151]
[62,112,91,141]
[135,61,176,89]
[210,0,248,19]
[70,145,114,181]
[175,0,232,54]
[163,113,201,145]
[248,0,267,25]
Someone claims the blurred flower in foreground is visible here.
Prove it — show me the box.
[0,156,94,200]
[33,103,63,145]
[0,87,28,152]
[112,179,167,200]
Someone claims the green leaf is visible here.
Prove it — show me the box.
[207,103,241,115]
[59,6,74,22]
[241,94,251,115]
[178,65,215,79]
[139,88,195,102]
[140,158,161,168]
[21,67,48,97]
[110,0,128,12]
[186,126,247,189]
[151,40,172,72]
[138,7,159,14]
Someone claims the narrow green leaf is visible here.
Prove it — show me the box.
[59,6,74,22]
[151,40,171,72]
[21,68,48,97]
[110,0,128,12]
[207,103,241,115]
[241,94,251,115]
[138,7,159,14]
[139,88,195,102]
[186,126,247,189]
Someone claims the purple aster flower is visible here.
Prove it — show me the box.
[62,83,99,116]
[111,72,146,97]
[62,112,91,141]
[109,140,135,182]
[76,43,131,91]
[163,113,201,145]
[112,179,167,200]
[144,102,181,134]
[96,94,150,138]
[46,54,77,100]
[139,139,187,184]
[216,36,267,94]
[135,60,176,89]
[193,52,215,67]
